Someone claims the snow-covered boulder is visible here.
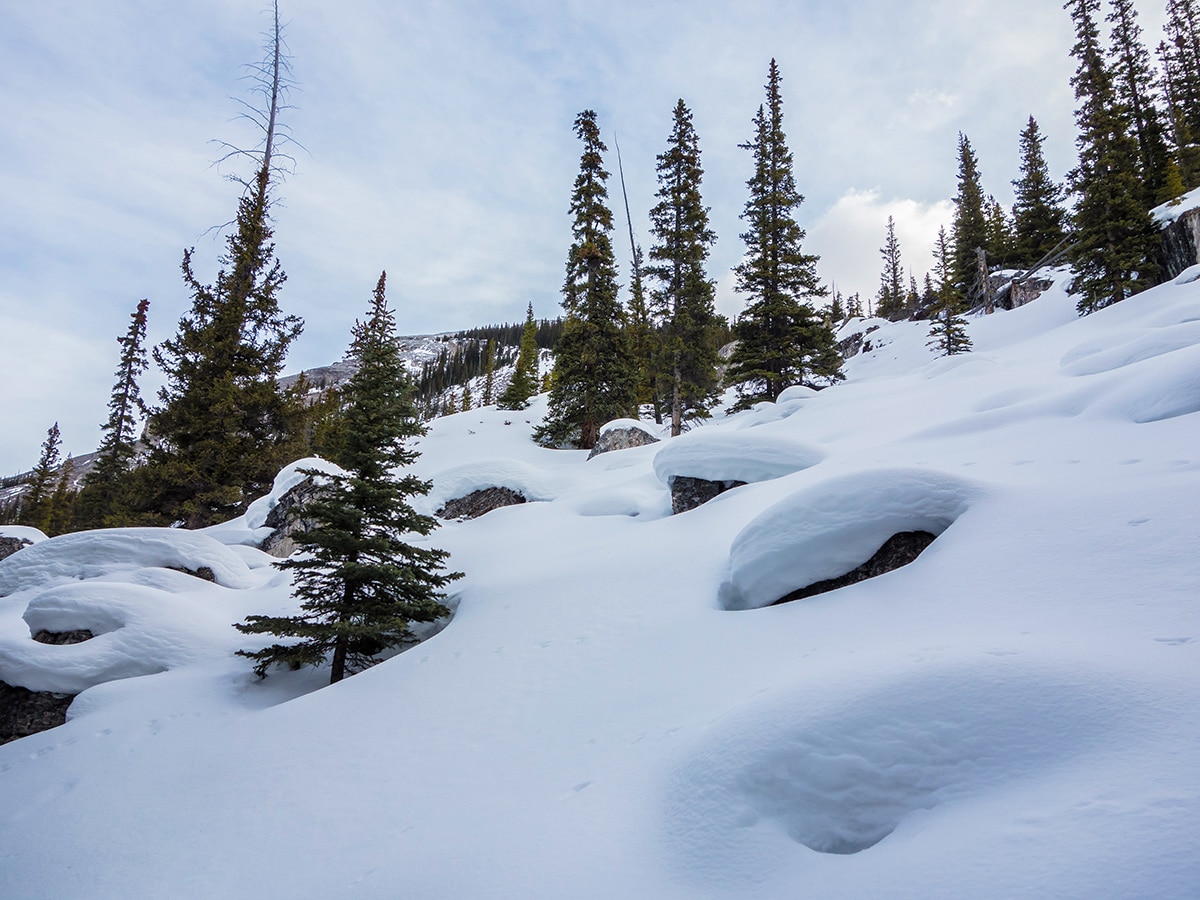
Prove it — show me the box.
[587,419,661,460]
[718,468,980,611]
[0,528,258,598]
[0,526,46,563]
[653,430,824,514]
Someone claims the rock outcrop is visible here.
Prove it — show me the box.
[771,530,937,606]
[0,681,75,745]
[260,477,327,558]
[437,486,527,520]
[1159,206,1200,280]
[0,536,31,562]
[587,424,660,460]
[669,476,747,515]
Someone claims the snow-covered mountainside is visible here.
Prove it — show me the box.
[1,271,1199,898]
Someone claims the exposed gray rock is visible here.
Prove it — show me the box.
[771,531,937,606]
[0,536,31,562]
[1159,206,1200,280]
[261,477,329,558]
[0,680,75,745]
[838,325,880,359]
[587,425,660,460]
[1007,277,1054,309]
[33,629,94,645]
[437,486,527,520]
[669,476,747,515]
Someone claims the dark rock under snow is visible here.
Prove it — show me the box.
[437,486,527,520]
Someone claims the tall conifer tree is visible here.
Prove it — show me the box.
[237,272,461,684]
[1065,0,1160,313]
[18,424,63,530]
[951,133,989,294]
[79,298,150,528]
[876,215,906,320]
[615,136,661,424]
[725,60,841,409]
[1107,0,1173,204]
[1011,116,1069,267]
[535,111,637,448]
[646,99,721,436]
[142,3,304,526]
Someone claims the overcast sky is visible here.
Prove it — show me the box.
[0,0,1170,475]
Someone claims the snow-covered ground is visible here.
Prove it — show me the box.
[1,271,1199,898]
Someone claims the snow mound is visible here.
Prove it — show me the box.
[0,528,258,597]
[666,659,1134,877]
[0,580,238,693]
[653,430,824,487]
[1059,320,1200,376]
[719,469,978,611]
[0,525,48,545]
[418,458,570,515]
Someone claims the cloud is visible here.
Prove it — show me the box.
[809,189,955,306]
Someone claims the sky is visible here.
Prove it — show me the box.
[0,0,1170,474]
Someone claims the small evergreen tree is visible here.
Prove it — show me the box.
[983,195,1015,264]
[1065,0,1160,313]
[482,339,496,406]
[875,215,906,320]
[497,303,539,410]
[18,423,62,530]
[78,298,151,529]
[1011,116,1069,268]
[236,272,461,684]
[725,60,842,409]
[46,457,77,536]
[951,133,989,293]
[535,111,637,448]
[928,227,973,356]
[646,99,722,436]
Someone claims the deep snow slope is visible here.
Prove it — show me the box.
[1,272,1198,898]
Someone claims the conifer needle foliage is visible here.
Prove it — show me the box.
[237,272,461,685]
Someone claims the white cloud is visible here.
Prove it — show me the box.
[809,189,956,308]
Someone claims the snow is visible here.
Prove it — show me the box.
[1151,186,1200,225]
[1,273,1199,898]
[652,428,824,486]
[0,525,47,545]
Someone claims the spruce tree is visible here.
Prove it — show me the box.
[646,99,721,436]
[983,195,1015,264]
[46,457,77,536]
[1011,116,1069,267]
[141,4,304,527]
[951,133,989,293]
[535,111,637,448]
[1065,0,1160,313]
[482,339,496,406]
[19,424,62,530]
[1160,1,1200,188]
[928,227,973,356]
[725,60,842,409]
[615,136,661,424]
[497,303,539,410]
[1107,0,1173,205]
[236,272,461,684]
[78,298,150,529]
[876,215,906,320]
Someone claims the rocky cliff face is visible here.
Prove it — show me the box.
[1159,206,1200,281]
